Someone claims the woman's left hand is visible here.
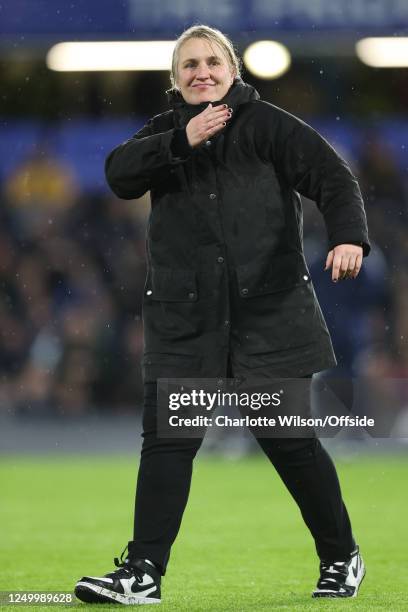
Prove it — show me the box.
[324,244,363,282]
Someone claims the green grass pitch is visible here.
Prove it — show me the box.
[1,452,407,611]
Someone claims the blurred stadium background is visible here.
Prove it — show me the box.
[1,2,408,608]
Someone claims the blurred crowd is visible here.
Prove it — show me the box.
[0,150,149,415]
[0,127,408,421]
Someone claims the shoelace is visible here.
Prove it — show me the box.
[114,543,129,569]
[113,545,145,584]
[318,561,348,589]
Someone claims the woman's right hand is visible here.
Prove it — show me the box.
[186,103,232,147]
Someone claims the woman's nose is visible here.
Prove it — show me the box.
[195,63,211,79]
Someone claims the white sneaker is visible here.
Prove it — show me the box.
[75,555,161,605]
[312,546,365,598]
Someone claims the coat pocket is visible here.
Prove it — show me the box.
[146,264,198,302]
[235,250,311,298]
[142,352,202,382]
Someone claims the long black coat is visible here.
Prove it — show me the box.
[105,79,370,382]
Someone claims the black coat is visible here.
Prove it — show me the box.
[105,79,370,381]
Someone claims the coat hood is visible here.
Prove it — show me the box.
[167,77,260,128]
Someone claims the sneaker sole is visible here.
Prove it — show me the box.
[75,582,161,605]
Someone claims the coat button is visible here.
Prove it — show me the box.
[205,140,212,147]
[241,288,248,296]
[224,320,230,326]
[209,193,216,200]
[217,256,224,263]
[303,275,309,281]
[188,292,196,299]
[146,289,152,296]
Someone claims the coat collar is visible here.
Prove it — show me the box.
[167,78,260,128]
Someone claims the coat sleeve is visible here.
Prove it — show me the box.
[253,101,370,256]
[105,118,192,200]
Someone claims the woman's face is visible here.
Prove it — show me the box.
[176,37,235,105]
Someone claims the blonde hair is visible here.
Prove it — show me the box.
[170,24,242,90]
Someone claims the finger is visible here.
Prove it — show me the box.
[208,105,232,118]
[331,252,344,282]
[325,250,334,271]
[204,103,228,117]
[340,254,357,280]
[205,111,231,127]
[340,255,350,273]
[214,104,230,113]
[348,255,357,278]
[351,254,363,278]
[202,103,227,120]
[213,103,230,113]
[339,254,353,280]
[206,122,227,137]
[205,115,229,129]
[206,117,230,134]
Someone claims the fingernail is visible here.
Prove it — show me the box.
[229,108,233,112]
[223,104,228,108]
[222,122,226,126]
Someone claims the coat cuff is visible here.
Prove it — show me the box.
[170,128,192,161]
[329,232,371,257]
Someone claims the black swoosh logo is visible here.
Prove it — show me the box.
[352,556,359,578]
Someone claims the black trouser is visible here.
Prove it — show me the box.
[128,377,355,575]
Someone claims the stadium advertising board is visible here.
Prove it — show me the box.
[1,0,408,37]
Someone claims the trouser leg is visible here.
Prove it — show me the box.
[255,434,355,561]
[128,381,204,575]
[238,371,355,562]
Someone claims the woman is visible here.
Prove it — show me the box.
[75,25,369,604]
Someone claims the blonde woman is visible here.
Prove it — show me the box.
[75,25,368,604]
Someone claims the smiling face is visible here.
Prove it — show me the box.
[176,37,235,105]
